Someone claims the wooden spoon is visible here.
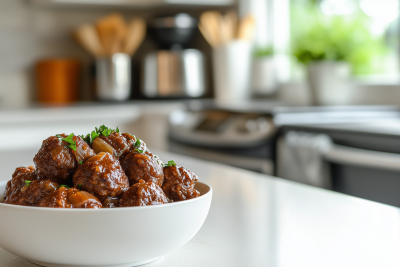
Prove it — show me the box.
[74,24,104,58]
[95,13,127,56]
[123,18,146,56]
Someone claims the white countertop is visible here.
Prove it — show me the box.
[1,150,400,267]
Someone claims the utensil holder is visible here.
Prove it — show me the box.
[96,53,131,101]
[212,40,252,103]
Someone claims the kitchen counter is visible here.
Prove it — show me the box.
[0,150,399,267]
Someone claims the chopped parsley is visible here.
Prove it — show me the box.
[163,160,176,167]
[59,185,70,189]
[77,184,82,190]
[57,133,77,151]
[81,130,99,144]
[134,139,141,149]
[25,180,32,187]
[81,125,119,143]
[79,161,83,165]
[134,149,144,153]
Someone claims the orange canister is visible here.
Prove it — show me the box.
[35,59,81,104]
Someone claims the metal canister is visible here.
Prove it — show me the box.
[96,53,131,101]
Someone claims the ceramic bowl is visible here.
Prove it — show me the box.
[0,181,212,267]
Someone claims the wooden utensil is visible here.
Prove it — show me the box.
[200,11,222,47]
[74,24,104,57]
[238,15,256,41]
[95,13,127,56]
[224,10,238,40]
[123,18,146,56]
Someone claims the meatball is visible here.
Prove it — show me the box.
[120,150,164,187]
[91,132,147,158]
[4,179,58,206]
[120,179,169,207]
[34,134,95,184]
[72,152,129,201]
[38,186,102,209]
[4,166,37,203]
[162,165,200,201]
[38,186,74,208]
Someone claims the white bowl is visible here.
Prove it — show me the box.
[0,181,212,267]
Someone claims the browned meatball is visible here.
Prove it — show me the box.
[120,150,164,187]
[162,165,200,201]
[72,152,129,201]
[120,179,169,207]
[102,197,120,208]
[92,131,131,158]
[38,186,102,209]
[4,179,58,206]
[91,132,147,158]
[38,186,74,208]
[33,134,94,184]
[4,166,37,203]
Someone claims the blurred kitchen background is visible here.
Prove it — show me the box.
[1,0,400,207]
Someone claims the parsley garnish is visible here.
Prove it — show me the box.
[134,149,144,153]
[163,160,176,167]
[59,185,70,189]
[78,184,82,190]
[134,139,141,148]
[81,131,100,144]
[25,180,32,187]
[57,133,77,151]
[79,161,83,165]
[81,125,119,143]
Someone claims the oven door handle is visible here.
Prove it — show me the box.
[323,145,400,172]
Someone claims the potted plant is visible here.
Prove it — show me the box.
[252,46,276,96]
[292,15,385,105]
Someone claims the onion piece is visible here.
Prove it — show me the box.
[92,138,114,155]
[87,152,107,163]
[74,146,88,163]
[69,190,102,209]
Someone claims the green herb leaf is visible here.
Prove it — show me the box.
[59,133,77,151]
[79,161,83,165]
[134,139,141,148]
[25,180,32,187]
[59,185,70,189]
[78,184,82,190]
[134,149,144,153]
[116,126,120,133]
[163,160,176,167]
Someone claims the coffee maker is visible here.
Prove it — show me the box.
[142,13,206,98]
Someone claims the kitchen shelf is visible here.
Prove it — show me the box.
[30,0,235,8]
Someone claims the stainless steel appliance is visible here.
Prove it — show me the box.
[168,102,400,207]
[277,106,400,207]
[142,13,206,98]
[168,101,285,174]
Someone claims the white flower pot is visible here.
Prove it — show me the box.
[251,57,277,95]
[307,61,351,106]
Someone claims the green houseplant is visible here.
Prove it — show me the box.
[291,3,386,105]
